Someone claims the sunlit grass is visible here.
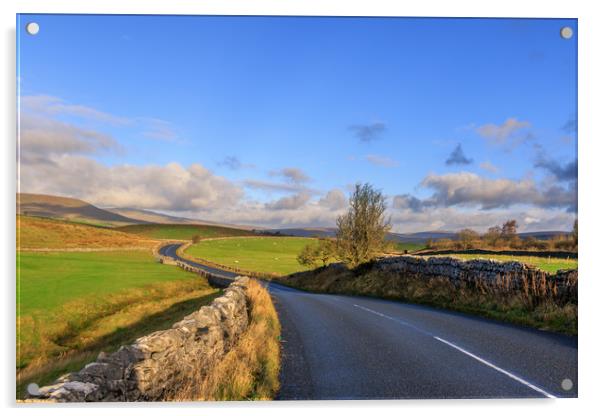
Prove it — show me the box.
[186,236,320,276]
[430,253,577,273]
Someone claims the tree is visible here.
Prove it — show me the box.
[335,183,391,267]
[572,219,578,247]
[483,226,502,248]
[315,238,335,266]
[297,244,319,268]
[457,228,479,249]
[192,234,201,244]
[501,220,518,238]
[297,238,335,268]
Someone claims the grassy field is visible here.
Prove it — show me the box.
[391,242,427,253]
[117,223,255,240]
[17,250,197,315]
[17,249,219,397]
[17,215,156,250]
[429,253,577,273]
[186,237,319,275]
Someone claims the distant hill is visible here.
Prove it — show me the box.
[106,207,258,230]
[17,193,147,227]
[265,227,337,238]
[269,228,570,242]
[106,207,202,225]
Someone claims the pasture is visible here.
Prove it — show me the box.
[391,242,427,253]
[430,253,577,273]
[17,249,219,397]
[17,250,195,315]
[117,223,255,240]
[186,236,319,275]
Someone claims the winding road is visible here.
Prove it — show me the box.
[159,243,578,400]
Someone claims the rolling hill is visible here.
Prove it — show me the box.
[17,215,157,249]
[106,207,256,230]
[17,193,146,227]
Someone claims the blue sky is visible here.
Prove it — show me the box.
[17,15,577,232]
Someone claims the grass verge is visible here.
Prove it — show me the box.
[279,264,577,335]
[169,279,281,401]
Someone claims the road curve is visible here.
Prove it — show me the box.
[159,243,577,400]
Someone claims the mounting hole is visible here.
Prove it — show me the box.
[26,22,40,36]
[561,378,573,391]
[560,26,573,40]
[27,383,40,396]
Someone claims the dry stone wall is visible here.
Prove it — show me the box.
[34,277,251,402]
[377,256,577,304]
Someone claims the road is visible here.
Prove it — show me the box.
[159,243,578,400]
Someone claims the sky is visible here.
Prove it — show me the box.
[17,15,577,232]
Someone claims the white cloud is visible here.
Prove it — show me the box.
[266,192,311,210]
[269,167,310,184]
[476,118,531,145]
[19,113,120,157]
[21,95,130,125]
[417,172,575,211]
[318,189,347,210]
[389,206,575,233]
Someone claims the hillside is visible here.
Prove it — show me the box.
[17,215,157,249]
[17,193,146,227]
[106,207,201,225]
[106,207,256,230]
[116,223,256,240]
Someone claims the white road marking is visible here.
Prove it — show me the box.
[433,337,557,398]
[353,303,557,399]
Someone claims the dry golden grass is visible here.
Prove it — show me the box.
[17,278,220,398]
[17,215,157,249]
[169,279,281,401]
[281,265,577,335]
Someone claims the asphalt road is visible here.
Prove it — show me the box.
[159,243,578,400]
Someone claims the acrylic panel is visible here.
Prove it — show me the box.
[16,14,578,402]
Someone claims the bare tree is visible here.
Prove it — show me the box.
[335,183,391,267]
[483,226,502,248]
[501,220,518,238]
[457,228,479,249]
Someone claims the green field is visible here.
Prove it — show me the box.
[392,242,427,253]
[186,236,319,275]
[17,250,194,315]
[17,249,219,395]
[430,253,577,273]
[117,223,255,240]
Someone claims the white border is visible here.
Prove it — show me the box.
[2,1,601,415]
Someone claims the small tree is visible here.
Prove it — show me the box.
[501,220,518,238]
[572,219,578,247]
[457,228,479,249]
[483,226,502,248]
[192,234,201,244]
[335,183,391,267]
[297,238,335,268]
[297,244,319,268]
[315,238,335,267]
